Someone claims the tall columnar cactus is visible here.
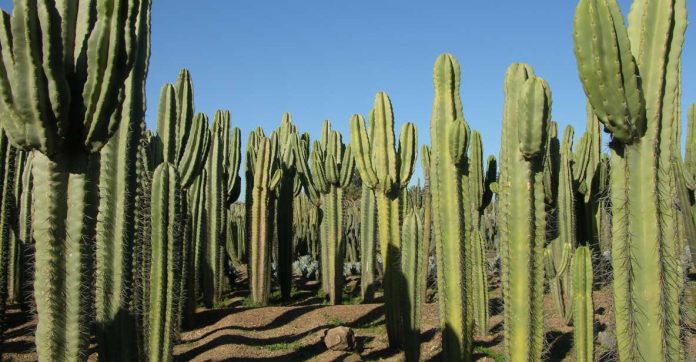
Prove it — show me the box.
[359,183,376,303]
[466,131,494,336]
[95,3,151,356]
[273,114,301,300]
[147,163,183,362]
[498,63,550,361]
[0,129,16,353]
[684,104,696,264]
[420,145,433,305]
[574,0,686,359]
[0,1,149,360]
[188,168,207,321]
[572,246,594,362]
[350,91,417,348]
[11,151,32,312]
[428,53,473,360]
[298,121,354,304]
[401,205,426,362]
[544,125,575,325]
[245,127,266,265]
[203,110,232,307]
[250,137,282,305]
[7,150,27,308]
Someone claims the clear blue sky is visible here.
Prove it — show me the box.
[1,1,695,183]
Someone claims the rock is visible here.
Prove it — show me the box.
[324,326,356,351]
[597,330,616,349]
[340,353,362,362]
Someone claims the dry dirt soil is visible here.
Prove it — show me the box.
[3,269,695,361]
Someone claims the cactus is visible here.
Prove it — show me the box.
[273,114,301,300]
[684,104,696,264]
[95,3,151,356]
[401,205,426,362]
[466,131,493,336]
[574,0,686,359]
[11,151,32,313]
[572,246,594,362]
[428,53,473,360]
[359,183,377,302]
[545,125,576,325]
[250,137,282,305]
[7,150,27,308]
[498,63,550,361]
[350,91,417,348]
[0,1,149,359]
[298,121,354,304]
[147,163,183,362]
[0,129,16,354]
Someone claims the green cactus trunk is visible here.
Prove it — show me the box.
[359,184,377,303]
[276,173,296,301]
[0,131,16,354]
[498,64,549,361]
[13,152,33,313]
[574,1,686,359]
[401,206,426,362]
[7,150,26,308]
[325,186,345,305]
[186,171,207,325]
[203,113,229,307]
[572,246,593,362]
[250,138,280,305]
[32,152,97,362]
[147,163,183,362]
[429,54,472,360]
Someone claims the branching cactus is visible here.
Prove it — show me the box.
[572,246,594,362]
[498,63,550,361]
[350,91,417,348]
[250,136,282,305]
[147,163,184,362]
[428,53,473,360]
[574,0,686,359]
[0,1,150,360]
[245,128,266,266]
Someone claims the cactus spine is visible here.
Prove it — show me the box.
[250,137,282,305]
[498,64,550,361]
[350,92,417,348]
[572,246,594,362]
[574,0,686,359]
[428,54,473,360]
[148,163,183,362]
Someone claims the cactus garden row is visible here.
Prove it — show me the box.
[0,0,695,361]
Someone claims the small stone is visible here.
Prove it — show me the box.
[324,326,356,351]
[597,330,616,349]
[340,353,362,362]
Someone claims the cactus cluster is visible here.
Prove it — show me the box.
[0,1,694,361]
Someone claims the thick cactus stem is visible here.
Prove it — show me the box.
[147,163,183,362]
[572,246,593,362]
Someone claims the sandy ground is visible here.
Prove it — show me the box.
[3,269,695,361]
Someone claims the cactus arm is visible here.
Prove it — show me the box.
[401,207,425,362]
